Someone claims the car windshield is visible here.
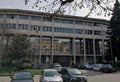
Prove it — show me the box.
[14,72,32,79]
[67,69,82,75]
[44,70,59,77]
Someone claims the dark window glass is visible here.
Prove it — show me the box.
[31,16,41,21]
[6,14,17,19]
[0,14,4,19]
[19,15,29,20]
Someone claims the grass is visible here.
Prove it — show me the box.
[27,69,43,75]
[0,68,43,76]
[0,70,14,76]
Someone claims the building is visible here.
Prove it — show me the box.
[0,9,109,66]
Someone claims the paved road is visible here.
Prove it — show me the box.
[0,70,120,82]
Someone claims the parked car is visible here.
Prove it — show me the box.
[75,64,86,69]
[10,71,34,82]
[93,64,103,71]
[40,69,63,82]
[101,64,116,73]
[86,64,94,70]
[53,63,62,72]
[60,68,87,82]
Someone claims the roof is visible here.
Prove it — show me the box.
[0,8,109,23]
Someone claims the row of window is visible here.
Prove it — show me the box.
[0,23,105,35]
[0,14,108,27]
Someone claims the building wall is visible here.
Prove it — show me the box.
[0,9,109,66]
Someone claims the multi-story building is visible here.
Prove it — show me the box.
[0,9,109,66]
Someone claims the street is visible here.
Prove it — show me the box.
[0,70,120,82]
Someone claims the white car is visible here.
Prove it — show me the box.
[40,69,63,82]
[93,64,103,71]
[53,63,62,72]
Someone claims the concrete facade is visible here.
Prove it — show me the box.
[0,9,109,66]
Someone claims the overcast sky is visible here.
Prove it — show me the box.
[0,0,114,20]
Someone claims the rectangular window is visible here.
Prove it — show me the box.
[19,15,29,20]
[6,24,16,29]
[54,18,61,23]
[6,14,17,19]
[0,23,3,29]
[85,30,92,35]
[31,16,41,21]
[84,21,93,26]
[94,30,101,35]
[18,24,28,30]
[42,26,52,32]
[75,29,83,34]
[43,17,52,22]
[0,14,4,19]
[75,20,83,25]
[94,22,108,27]
[31,25,41,31]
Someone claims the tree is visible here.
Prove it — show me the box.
[25,0,115,17]
[1,34,32,69]
[106,0,120,61]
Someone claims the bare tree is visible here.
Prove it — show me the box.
[25,0,115,17]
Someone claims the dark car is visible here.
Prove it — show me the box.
[10,71,34,82]
[74,64,86,69]
[101,64,116,73]
[60,68,87,82]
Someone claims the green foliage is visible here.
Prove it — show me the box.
[106,0,120,61]
[1,34,32,69]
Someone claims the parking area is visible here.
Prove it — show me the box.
[0,70,120,82]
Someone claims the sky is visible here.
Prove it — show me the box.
[0,0,115,20]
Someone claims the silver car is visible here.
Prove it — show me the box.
[40,69,63,82]
[93,64,103,71]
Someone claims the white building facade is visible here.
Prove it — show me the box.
[0,9,108,66]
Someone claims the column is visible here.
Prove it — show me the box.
[72,38,76,64]
[93,39,96,63]
[83,38,87,64]
[51,36,53,64]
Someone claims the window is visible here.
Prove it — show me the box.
[75,29,83,34]
[31,25,41,31]
[75,20,83,25]
[85,30,92,35]
[18,24,28,30]
[84,21,93,26]
[43,17,52,22]
[54,27,73,33]
[0,14,4,19]
[94,30,101,35]
[31,16,41,21]
[19,15,29,20]
[54,18,73,24]
[0,23,4,29]
[6,24,16,29]
[54,18,61,23]
[6,14,17,19]
[42,26,52,32]
[94,22,108,27]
